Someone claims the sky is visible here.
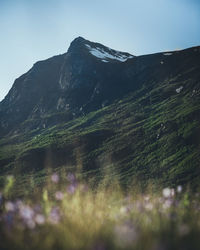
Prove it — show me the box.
[0,0,200,101]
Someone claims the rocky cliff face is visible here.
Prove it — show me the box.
[0,37,136,136]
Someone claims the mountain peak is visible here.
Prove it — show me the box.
[70,36,87,45]
[67,36,88,53]
[68,37,134,62]
[73,36,87,42]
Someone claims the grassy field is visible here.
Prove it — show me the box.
[0,170,200,250]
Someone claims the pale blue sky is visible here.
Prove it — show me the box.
[0,0,200,101]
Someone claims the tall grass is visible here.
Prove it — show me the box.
[0,171,200,250]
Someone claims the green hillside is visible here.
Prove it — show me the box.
[1,66,200,191]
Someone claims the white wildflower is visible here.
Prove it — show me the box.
[177,185,182,193]
[163,188,171,198]
[5,201,15,212]
[35,214,45,225]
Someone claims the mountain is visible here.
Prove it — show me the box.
[0,37,134,136]
[0,37,200,189]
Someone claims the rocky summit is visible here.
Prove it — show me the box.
[0,37,135,136]
[0,38,200,187]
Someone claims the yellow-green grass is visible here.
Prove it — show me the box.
[0,171,200,250]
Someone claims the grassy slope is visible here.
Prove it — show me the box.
[0,64,200,190]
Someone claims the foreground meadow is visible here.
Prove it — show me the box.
[0,172,200,250]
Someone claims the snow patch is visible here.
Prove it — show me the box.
[176,86,183,94]
[85,44,133,62]
[163,53,173,56]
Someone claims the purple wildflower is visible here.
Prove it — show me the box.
[51,173,59,183]
[19,204,34,221]
[5,201,16,212]
[48,207,61,224]
[15,200,23,209]
[67,183,77,194]
[67,172,76,183]
[33,204,42,213]
[55,191,64,201]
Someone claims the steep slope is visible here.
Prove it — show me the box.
[0,38,200,188]
[0,37,134,136]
